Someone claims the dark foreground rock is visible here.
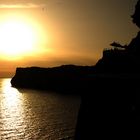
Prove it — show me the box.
[75,74,138,139]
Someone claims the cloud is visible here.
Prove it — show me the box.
[0,3,46,8]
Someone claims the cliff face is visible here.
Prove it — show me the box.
[95,0,140,74]
[132,0,140,28]
[95,49,140,73]
[11,65,95,92]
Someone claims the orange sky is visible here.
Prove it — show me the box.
[0,0,138,77]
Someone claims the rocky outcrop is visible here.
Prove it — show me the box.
[95,48,140,73]
[11,65,95,92]
[132,0,140,28]
[94,0,140,74]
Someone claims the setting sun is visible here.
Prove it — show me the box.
[0,19,37,59]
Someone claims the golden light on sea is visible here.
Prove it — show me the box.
[0,79,26,138]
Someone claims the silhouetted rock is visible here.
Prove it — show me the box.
[11,65,95,93]
[95,48,140,73]
[74,75,137,139]
[127,31,140,55]
[110,41,127,49]
[95,0,140,74]
[132,0,140,28]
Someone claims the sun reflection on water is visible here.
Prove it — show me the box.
[0,79,26,139]
[2,79,20,106]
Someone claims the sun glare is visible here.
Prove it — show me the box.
[0,19,37,60]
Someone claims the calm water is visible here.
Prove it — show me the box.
[0,78,80,140]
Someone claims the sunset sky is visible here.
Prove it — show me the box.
[0,0,138,77]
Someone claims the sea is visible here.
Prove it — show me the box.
[0,78,81,140]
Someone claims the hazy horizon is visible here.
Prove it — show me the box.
[0,0,138,77]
